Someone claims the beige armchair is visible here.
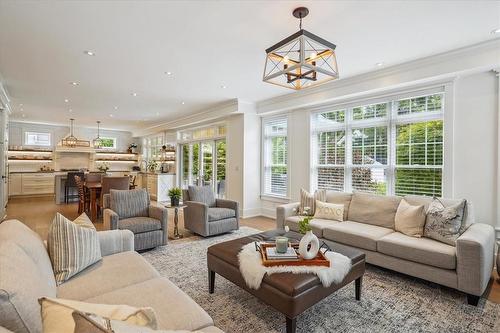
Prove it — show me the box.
[103,188,168,251]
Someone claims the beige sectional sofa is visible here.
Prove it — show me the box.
[277,191,496,305]
[0,220,222,333]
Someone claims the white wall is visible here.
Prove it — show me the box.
[9,121,133,151]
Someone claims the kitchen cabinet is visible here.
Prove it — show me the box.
[9,173,55,196]
[144,173,175,202]
[8,174,22,196]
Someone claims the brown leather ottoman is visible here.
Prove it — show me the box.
[207,230,366,333]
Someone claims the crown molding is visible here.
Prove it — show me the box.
[257,38,500,115]
[132,99,241,137]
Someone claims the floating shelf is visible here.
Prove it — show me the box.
[95,160,138,163]
[8,159,53,162]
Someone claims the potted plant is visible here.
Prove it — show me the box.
[128,143,138,154]
[147,160,158,173]
[97,162,109,173]
[168,187,182,207]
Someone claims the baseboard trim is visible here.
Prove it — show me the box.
[261,207,276,219]
[241,207,263,219]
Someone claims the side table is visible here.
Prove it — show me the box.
[165,203,187,239]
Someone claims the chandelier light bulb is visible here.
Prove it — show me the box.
[283,56,289,63]
[310,52,317,59]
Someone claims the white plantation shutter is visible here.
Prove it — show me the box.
[311,91,444,197]
[263,116,288,197]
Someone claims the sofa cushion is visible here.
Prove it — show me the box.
[299,188,326,215]
[111,189,150,219]
[208,207,235,221]
[119,217,162,234]
[394,199,427,237]
[348,192,401,228]
[404,195,475,227]
[325,191,352,220]
[57,251,159,300]
[48,213,102,285]
[377,232,457,269]
[284,216,339,238]
[0,241,57,333]
[188,185,216,207]
[84,277,214,331]
[322,221,394,251]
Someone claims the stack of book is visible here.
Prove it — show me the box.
[265,247,299,260]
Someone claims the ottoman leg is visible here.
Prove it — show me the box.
[355,277,362,301]
[286,317,296,333]
[208,269,215,294]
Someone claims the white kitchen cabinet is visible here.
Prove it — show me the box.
[8,174,22,196]
[144,173,175,202]
[9,173,55,196]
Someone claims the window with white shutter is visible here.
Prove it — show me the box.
[262,117,288,197]
[311,92,444,197]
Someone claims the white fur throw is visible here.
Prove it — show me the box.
[238,243,352,290]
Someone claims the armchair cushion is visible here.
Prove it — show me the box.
[110,189,150,219]
[208,208,235,222]
[118,217,162,234]
[188,185,216,207]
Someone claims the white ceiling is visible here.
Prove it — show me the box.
[0,0,499,132]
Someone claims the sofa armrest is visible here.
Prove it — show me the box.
[149,205,168,245]
[184,201,209,236]
[103,208,119,230]
[276,202,300,229]
[216,199,239,219]
[97,229,134,256]
[456,223,496,296]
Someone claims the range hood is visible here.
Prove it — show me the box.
[55,146,96,153]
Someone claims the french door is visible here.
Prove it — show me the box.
[181,139,226,198]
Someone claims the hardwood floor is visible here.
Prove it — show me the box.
[4,195,499,304]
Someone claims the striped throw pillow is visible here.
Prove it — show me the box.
[48,213,102,285]
[299,188,326,215]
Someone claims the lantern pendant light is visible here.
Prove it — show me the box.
[93,121,102,149]
[64,118,78,147]
[263,7,339,90]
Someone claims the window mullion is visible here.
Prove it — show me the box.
[345,107,352,192]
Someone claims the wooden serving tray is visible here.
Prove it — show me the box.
[258,243,330,267]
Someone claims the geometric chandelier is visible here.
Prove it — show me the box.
[263,7,339,90]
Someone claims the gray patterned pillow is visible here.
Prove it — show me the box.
[48,213,102,285]
[188,185,216,207]
[424,198,467,246]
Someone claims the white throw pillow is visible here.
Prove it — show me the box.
[47,213,102,284]
[39,297,158,333]
[313,200,344,222]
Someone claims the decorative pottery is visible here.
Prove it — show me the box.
[170,197,180,207]
[298,230,320,260]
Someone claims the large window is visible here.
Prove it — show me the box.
[24,131,51,146]
[312,92,444,197]
[99,137,116,149]
[262,116,288,197]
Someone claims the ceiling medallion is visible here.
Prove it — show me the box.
[263,7,339,90]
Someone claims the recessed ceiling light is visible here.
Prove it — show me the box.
[221,85,227,89]
[375,62,384,67]
[181,101,185,105]
[114,106,118,110]
[131,92,137,97]
[165,71,173,76]
[20,108,24,112]
[70,82,79,86]
[19,103,23,107]
[83,50,95,56]
[491,28,500,34]
[109,114,114,117]
[64,99,69,103]
[68,109,73,113]
[21,114,25,118]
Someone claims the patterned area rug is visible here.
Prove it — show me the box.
[142,227,500,333]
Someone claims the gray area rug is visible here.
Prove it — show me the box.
[142,227,500,333]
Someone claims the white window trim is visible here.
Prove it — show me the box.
[98,137,117,150]
[24,131,51,147]
[310,86,448,197]
[261,115,290,199]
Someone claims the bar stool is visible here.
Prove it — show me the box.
[65,172,84,203]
